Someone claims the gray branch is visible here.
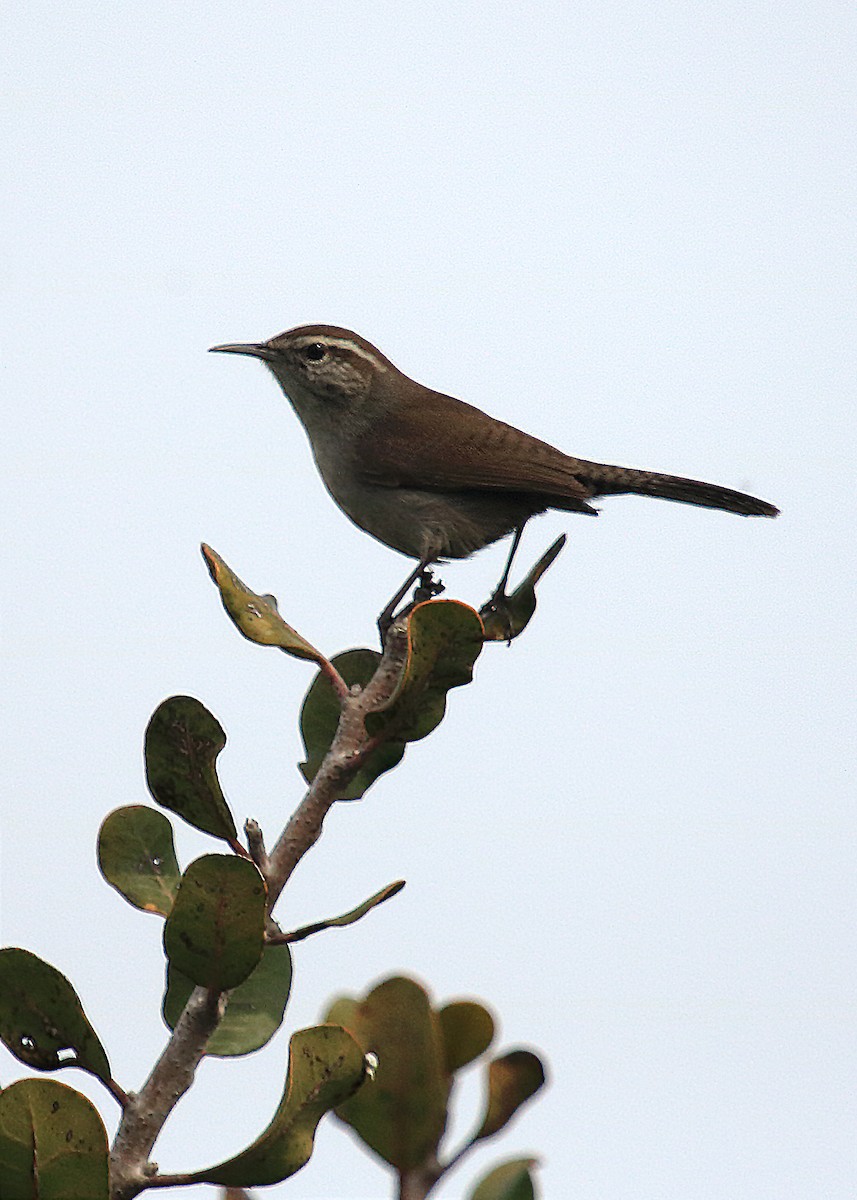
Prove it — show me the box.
[108,621,410,1198]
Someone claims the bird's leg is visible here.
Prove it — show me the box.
[481,523,527,641]
[378,558,444,643]
[490,524,526,605]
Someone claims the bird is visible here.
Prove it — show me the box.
[210,325,778,626]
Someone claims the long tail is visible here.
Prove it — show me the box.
[573,462,779,517]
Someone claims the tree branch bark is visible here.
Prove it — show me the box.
[109,621,410,1198]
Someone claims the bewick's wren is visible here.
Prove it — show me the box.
[210,325,778,613]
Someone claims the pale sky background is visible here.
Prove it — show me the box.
[2,3,855,1198]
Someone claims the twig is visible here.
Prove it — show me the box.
[244,819,269,874]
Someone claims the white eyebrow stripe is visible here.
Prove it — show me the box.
[297,336,389,371]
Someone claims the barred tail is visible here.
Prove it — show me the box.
[579,464,779,517]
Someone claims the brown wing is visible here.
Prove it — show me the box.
[355,385,595,511]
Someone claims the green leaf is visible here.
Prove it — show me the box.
[299,649,404,799]
[163,855,266,991]
[439,1000,495,1073]
[324,997,359,1030]
[97,805,180,916]
[366,600,483,743]
[191,1025,368,1186]
[299,604,482,801]
[475,1050,546,1141]
[327,976,450,1171]
[0,1079,108,1199]
[0,950,111,1086]
[145,695,237,842]
[163,943,292,1056]
[202,544,326,665]
[479,535,566,641]
[469,1157,538,1200]
[277,880,405,944]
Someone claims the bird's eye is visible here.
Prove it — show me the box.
[302,343,327,362]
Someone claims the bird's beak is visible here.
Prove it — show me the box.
[209,342,276,361]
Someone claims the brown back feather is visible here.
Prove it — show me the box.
[356,385,597,512]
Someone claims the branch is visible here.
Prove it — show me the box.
[109,621,410,1197]
[265,620,410,907]
[110,988,225,1200]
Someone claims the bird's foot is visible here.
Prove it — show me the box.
[413,567,445,606]
[479,587,516,645]
[378,564,445,645]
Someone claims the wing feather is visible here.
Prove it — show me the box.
[355,387,592,506]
